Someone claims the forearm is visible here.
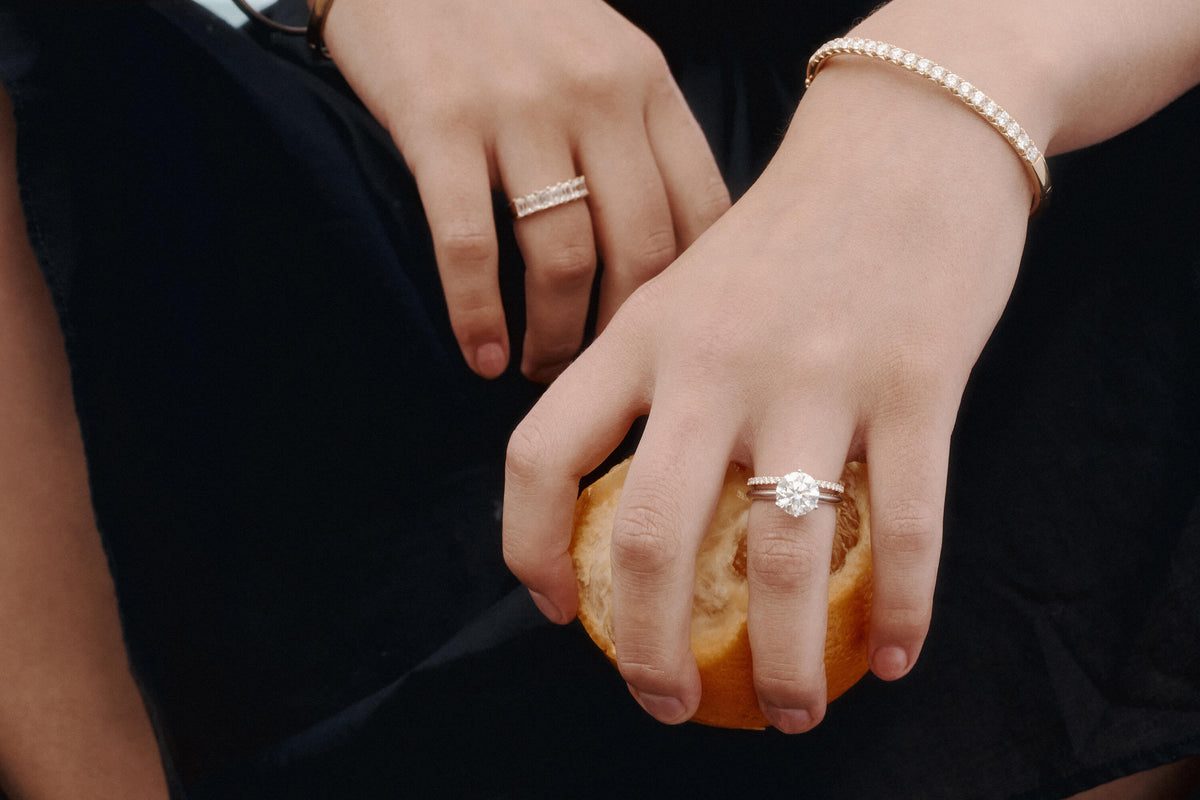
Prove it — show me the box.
[1,87,169,800]
[848,0,1200,155]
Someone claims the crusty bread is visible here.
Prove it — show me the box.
[570,459,872,729]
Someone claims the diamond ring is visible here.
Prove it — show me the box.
[746,471,844,517]
[510,176,588,219]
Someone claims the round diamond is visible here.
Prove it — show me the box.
[984,100,998,116]
[971,90,987,107]
[1026,145,1040,161]
[929,65,946,80]
[944,73,960,89]
[916,58,932,74]
[996,111,1011,126]
[875,42,890,56]
[957,81,973,97]
[1006,122,1021,138]
[903,52,918,67]
[775,471,821,517]
[889,47,905,62]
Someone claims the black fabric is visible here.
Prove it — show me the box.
[1,0,1198,797]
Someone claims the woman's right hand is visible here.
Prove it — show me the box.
[322,0,730,382]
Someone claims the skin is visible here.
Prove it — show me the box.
[503,0,1200,736]
[321,0,731,382]
[0,0,1197,795]
[0,88,170,798]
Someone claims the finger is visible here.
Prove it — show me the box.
[496,134,597,384]
[502,332,650,624]
[577,122,676,329]
[746,420,854,734]
[609,400,737,724]
[644,77,731,249]
[408,135,509,379]
[864,416,952,682]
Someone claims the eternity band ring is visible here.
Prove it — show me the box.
[510,176,588,219]
[746,471,844,517]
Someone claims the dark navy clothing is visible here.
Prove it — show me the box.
[1,0,1197,796]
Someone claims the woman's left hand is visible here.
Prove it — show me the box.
[502,59,1033,731]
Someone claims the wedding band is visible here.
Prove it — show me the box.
[746,471,844,517]
[510,176,588,219]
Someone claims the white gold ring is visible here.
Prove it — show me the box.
[746,471,844,517]
[510,176,588,219]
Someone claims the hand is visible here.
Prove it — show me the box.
[323,0,730,382]
[503,62,1033,731]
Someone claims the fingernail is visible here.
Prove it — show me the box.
[528,590,564,624]
[764,706,814,734]
[474,342,507,378]
[630,688,687,724]
[872,646,909,680]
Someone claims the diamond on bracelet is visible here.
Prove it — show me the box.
[805,38,1050,213]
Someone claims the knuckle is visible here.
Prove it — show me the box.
[505,420,552,486]
[628,228,677,280]
[571,34,668,108]
[754,662,825,708]
[500,536,539,583]
[532,242,595,290]
[749,532,823,591]
[627,34,671,85]
[611,499,684,577]
[616,654,678,693]
[876,498,940,556]
[438,224,497,270]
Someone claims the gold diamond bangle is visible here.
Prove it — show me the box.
[806,38,1050,215]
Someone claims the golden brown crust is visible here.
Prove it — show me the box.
[571,458,872,730]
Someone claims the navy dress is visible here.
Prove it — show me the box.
[1,0,1197,796]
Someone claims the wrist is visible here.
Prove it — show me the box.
[845,0,1062,154]
[768,59,1033,228]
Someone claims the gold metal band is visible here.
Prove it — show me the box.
[806,38,1050,214]
[306,0,338,57]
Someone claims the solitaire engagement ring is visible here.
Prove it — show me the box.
[510,176,588,219]
[746,471,844,517]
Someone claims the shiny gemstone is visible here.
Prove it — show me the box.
[775,471,821,517]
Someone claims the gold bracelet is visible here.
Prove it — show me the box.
[806,38,1050,214]
[306,0,337,57]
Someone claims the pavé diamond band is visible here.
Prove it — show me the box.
[746,471,844,517]
[806,38,1050,214]
[510,176,589,219]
